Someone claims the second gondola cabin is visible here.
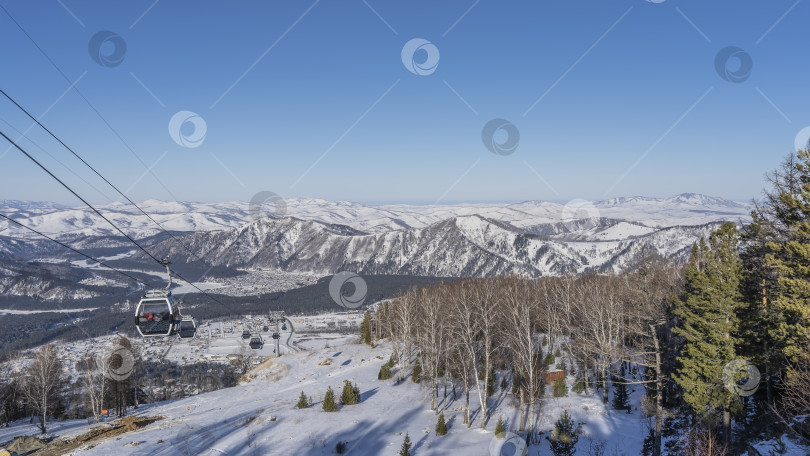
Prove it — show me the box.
[135,290,179,337]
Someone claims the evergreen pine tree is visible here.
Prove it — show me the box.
[572,377,585,394]
[378,363,392,380]
[411,360,422,384]
[360,311,373,346]
[494,416,506,438]
[399,432,412,456]
[612,364,630,412]
[387,353,396,368]
[553,377,568,397]
[296,390,311,409]
[640,427,656,456]
[673,223,743,440]
[612,376,629,412]
[548,410,578,456]
[322,386,338,412]
[764,149,810,366]
[512,371,522,396]
[435,413,447,436]
[340,380,360,405]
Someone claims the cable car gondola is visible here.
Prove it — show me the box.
[134,259,181,337]
[241,329,251,339]
[249,334,263,350]
[178,316,197,339]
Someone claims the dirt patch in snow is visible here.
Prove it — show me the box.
[31,416,164,456]
[6,435,48,455]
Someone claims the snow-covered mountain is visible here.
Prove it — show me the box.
[0,194,751,298]
[139,214,725,278]
[0,194,750,239]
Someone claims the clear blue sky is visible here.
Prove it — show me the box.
[0,0,806,205]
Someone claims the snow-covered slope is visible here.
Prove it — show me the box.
[0,340,657,456]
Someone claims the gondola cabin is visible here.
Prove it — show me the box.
[178,316,197,339]
[241,330,251,339]
[135,290,179,337]
[249,335,263,350]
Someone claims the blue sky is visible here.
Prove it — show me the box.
[0,0,807,205]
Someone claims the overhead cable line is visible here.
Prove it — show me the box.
[0,130,234,310]
[0,90,230,307]
[0,212,147,287]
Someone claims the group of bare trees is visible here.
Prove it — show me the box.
[379,251,683,454]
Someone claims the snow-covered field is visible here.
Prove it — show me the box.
[1,339,656,456]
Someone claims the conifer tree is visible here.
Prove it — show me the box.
[494,416,506,438]
[399,432,412,456]
[673,222,743,444]
[612,364,630,412]
[411,360,422,384]
[764,149,810,366]
[435,413,447,436]
[322,386,338,412]
[360,311,373,346]
[548,410,578,456]
[296,390,311,409]
[340,380,361,405]
[553,377,568,397]
[378,363,392,380]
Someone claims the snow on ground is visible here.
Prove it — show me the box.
[0,338,664,456]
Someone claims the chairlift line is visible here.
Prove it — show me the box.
[134,259,198,338]
[0,212,149,287]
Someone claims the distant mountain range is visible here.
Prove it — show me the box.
[0,194,752,301]
[0,193,750,239]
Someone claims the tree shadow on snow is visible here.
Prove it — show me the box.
[360,387,379,402]
[250,401,424,456]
